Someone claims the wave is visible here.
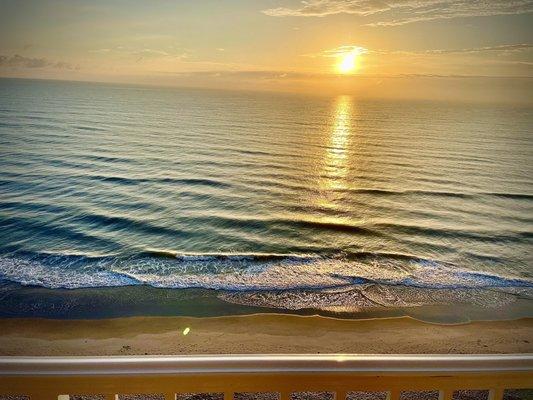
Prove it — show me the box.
[73,125,108,132]
[69,213,190,237]
[372,222,533,243]
[84,175,233,189]
[0,251,531,293]
[344,188,474,199]
[343,188,533,201]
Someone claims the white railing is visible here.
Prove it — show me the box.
[1,354,532,400]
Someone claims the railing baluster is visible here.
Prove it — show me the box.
[224,392,233,400]
[336,391,347,400]
[280,392,291,400]
[388,390,401,400]
[28,394,48,400]
[489,388,505,400]
[164,393,175,400]
[439,389,454,400]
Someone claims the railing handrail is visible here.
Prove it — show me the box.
[1,354,532,375]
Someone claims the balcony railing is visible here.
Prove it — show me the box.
[1,354,532,400]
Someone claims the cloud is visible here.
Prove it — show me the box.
[303,45,369,58]
[0,54,78,70]
[264,0,391,17]
[158,68,532,80]
[263,0,533,26]
[296,43,532,78]
[164,70,310,80]
[89,48,112,54]
[89,46,188,62]
[303,43,533,59]
[424,43,533,54]
[133,49,170,58]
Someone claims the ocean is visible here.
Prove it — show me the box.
[0,78,532,322]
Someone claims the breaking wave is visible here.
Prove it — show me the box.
[0,251,531,292]
[1,251,532,313]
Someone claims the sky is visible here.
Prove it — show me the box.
[1,0,532,102]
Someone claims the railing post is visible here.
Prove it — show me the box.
[165,393,176,400]
[224,392,233,400]
[489,388,505,400]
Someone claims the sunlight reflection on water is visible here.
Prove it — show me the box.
[318,95,354,210]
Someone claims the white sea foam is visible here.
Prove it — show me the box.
[219,285,520,311]
[0,255,139,289]
[0,252,530,292]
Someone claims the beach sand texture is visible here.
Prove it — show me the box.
[1,314,531,356]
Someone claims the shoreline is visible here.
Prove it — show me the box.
[2,280,532,324]
[1,314,531,356]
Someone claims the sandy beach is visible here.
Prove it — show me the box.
[0,314,531,356]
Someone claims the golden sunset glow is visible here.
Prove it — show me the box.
[0,0,532,366]
[337,51,360,74]
[0,2,530,103]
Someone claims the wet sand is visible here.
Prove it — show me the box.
[0,314,531,356]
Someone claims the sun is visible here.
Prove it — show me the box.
[337,51,360,74]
